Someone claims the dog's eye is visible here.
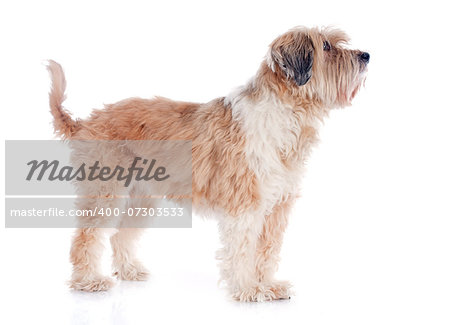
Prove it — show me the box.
[323,41,331,51]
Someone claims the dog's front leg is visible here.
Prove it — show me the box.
[255,198,294,299]
[217,212,283,302]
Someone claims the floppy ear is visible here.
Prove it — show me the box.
[271,36,314,86]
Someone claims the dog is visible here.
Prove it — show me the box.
[46,26,369,302]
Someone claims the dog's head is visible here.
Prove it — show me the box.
[267,26,369,108]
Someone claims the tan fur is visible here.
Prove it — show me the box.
[47,60,81,138]
[59,96,259,217]
[46,26,368,301]
[111,228,149,281]
[256,196,295,283]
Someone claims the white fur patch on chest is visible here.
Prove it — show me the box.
[226,87,317,215]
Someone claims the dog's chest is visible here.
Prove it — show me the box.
[232,95,318,214]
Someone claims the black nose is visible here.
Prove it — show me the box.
[360,52,370,63]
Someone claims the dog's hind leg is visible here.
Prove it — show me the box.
[69,180,126,291]
[69,227,116,292]
[109,183,159,281]
[110,228,149,281]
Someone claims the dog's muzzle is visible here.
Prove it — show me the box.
[359,52,370,64]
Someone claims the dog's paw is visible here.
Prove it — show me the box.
[70,276,116,292]
[113,261,150,281]
[232,281,292,302]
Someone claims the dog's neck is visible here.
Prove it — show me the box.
[224,63,323,207]
[224,61,326,193]
[225,62,328,132]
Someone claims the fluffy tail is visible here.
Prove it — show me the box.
[46,60,80,138]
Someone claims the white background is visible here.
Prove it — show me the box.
[1,0,449,324]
